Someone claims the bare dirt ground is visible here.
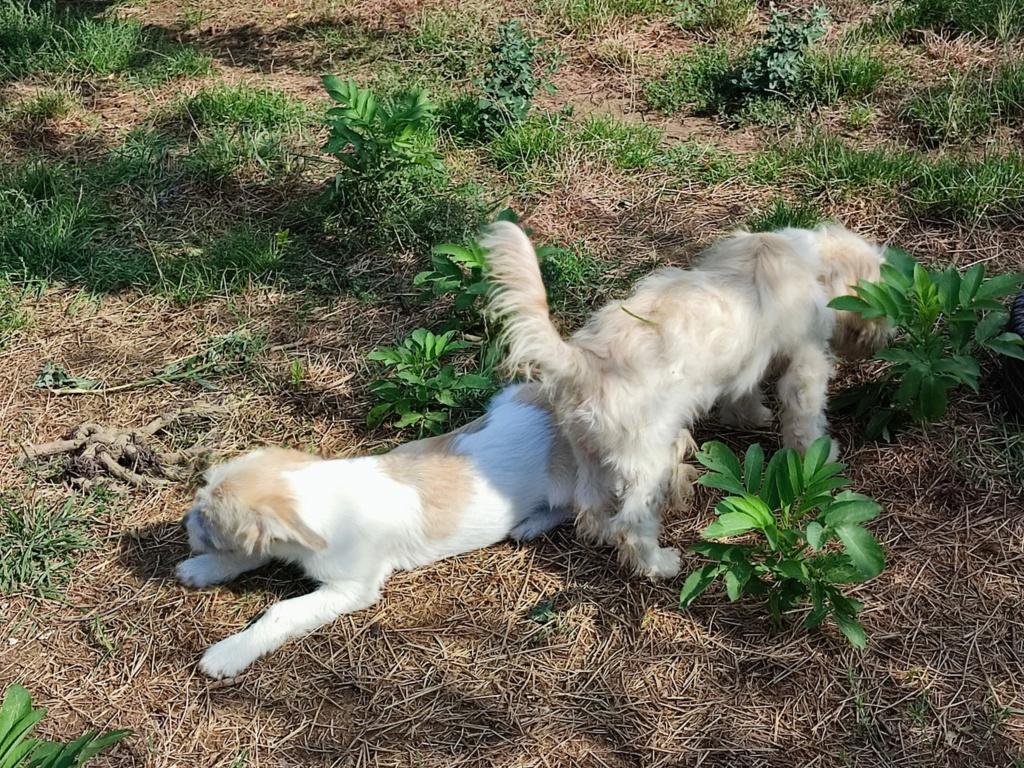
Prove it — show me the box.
[2,1,1024,766]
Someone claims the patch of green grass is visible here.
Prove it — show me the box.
[6,88,76,123]
[179,84,309,131]
[486,110,573,174]
[406,9,490,80]
[787,137,1024,222]
[0,493,97,598]
[537,0,676,34]
[746,197,821,231]
[734,95,791,126]
[643,45,733,115]
[654,140,743,185]
[673,0,755,33]
[888,0,1024,41]
[0,0,211,82]
[0,279,28,347]
[173,85,309,183]
[901,61,1024,145]
[805,48,887,104]
[540,242,611,315]
[576,114,662,171]
[161,228,290,302]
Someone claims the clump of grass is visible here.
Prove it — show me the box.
[888,0,1024,41]
[805,48,887,104]
[162,228,290,302]
[540,242,611,315]
[0,494,97,598]
[7,88,76,123]
[407,9,490,80]
[0,279,28,348]
[643,45,732,114]
[486,110,573,174]
[901,61,1024,145]
[747,197,821,231]
[673,0,755,33]
[180,84,309,131]
[788,137,1024,222]
[576,114,662,171]
[0,0,210,82]
[537,0,676,35]
[654,140,742,185]
[175,84,309,183]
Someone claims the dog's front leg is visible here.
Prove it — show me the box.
[719,387,772,428]
[177,552,270,588]
[778,345,837,460]
[198,581,380,679]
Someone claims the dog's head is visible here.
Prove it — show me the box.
[811,223,893,360]
[183,447,326,556]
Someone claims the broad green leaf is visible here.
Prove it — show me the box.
[975,310,1009,342]
[743,443,764,494]
[366,402,394,429]
[893,363,927,407]
[678,563,722,609]
[975,272,1024,301]
[802,436,832,481]
[935,268,961,315]
[776,559,807,581]
[832,611,867,648]
[883,247,916,281]
[689,541,750,563]
[834,524,885,579]
[959,263,985,306]
[821,497,882,527]
[702,512,759,539]
[913,263,934,302]
[828,295,873,313]
[917,375,950,421]
[805,521,825,550]
[985,332,1024,361]
[717,496,774,529]
[778,449,803,508]
[695,442,743,485]
[724,561,753,601]
[698,472,747,496]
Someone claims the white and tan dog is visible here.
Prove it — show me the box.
[178,383,575,679]
[482,222,889,581]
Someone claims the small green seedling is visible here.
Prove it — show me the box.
[367,328,494,436]
[680,437,886,648]
[829,247,1024,438]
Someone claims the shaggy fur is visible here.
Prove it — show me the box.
[177,384,575,679]
[481,222,889,580]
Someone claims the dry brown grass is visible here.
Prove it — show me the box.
[2,0,1024,766]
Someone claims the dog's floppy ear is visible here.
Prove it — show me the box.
[248,501,327,552]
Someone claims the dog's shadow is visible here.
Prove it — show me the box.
[117,520,317,601]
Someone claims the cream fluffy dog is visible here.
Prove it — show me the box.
[482,222,889,580]
[177,384,574,679]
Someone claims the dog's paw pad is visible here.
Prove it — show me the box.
[199,637,255,680]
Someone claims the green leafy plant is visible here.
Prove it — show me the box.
[829,248,1024,438]
[732,6,830,100]
[321,75,444,189]
[680,437,886,648]
[367,328,494,436]
[416,209,564,324]
[475,21,561,135]
[0,684,130,767]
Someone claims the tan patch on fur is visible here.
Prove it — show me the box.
[211,448,326,551]
[377,453,473,539]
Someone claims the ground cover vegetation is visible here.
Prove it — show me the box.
[2,0,1023,765]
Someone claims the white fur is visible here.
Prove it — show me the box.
[482,222,889,580]
[177,384,574,679]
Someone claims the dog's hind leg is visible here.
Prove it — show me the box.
[573,450,616,546]
[778,345,837,460]
[610,457,680,580]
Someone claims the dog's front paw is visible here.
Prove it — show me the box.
[177,555,225,588]
[199,635,258,679]
[643,546,682,581]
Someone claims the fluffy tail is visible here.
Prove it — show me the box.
[480,221,585,383]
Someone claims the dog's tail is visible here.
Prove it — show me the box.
[481,221,586,383]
